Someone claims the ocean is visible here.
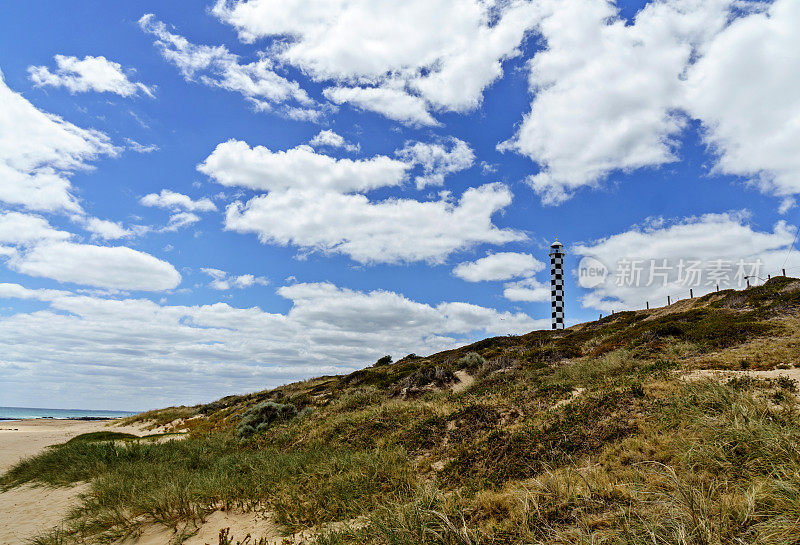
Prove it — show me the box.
[0,406,136,420]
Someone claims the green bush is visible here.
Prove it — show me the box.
[457,352,486,371]
[374,355,393,366]
[236,401,298,438]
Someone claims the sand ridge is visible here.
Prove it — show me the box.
[0,419,148,545]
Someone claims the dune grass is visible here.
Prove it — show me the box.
[3,436,415,543]
[5,278,800,544]
[65,431,140,443]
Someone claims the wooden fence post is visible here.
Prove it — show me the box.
[667,295,671,305]
[690,289,693,298]
[646,301,649,310]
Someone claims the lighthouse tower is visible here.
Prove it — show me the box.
[549,240,565,330]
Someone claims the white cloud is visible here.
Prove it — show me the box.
[574,212,798,312]
[323,85,439,126]
[213,0,538,124]
[0,280,545,409]
[503,0,734,204]
[198,140,409,193]
[163,212,201,232]
[453,251,543,282]
[225,183,524,264]
[126,139,159,153]
[684,0,800,199]
[309,129,359,153]
[396,137,475,189]
[503,277,551,302]
[0,211,71,245]
[201,267,268,290]
[6,241,181,291]
[84,218,132,240]
[139,14,314,115]
[140,189,217,212]
[28,55,154,97]
[0,69,118,212]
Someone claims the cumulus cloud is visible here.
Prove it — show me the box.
[28,55,154,97]
[396,138,475,189]
[140,189,217,212]
[323,85,439,126]
[84,218,132,240]
[0,280,545,408]
[197,137,517,264]
[225,183,524,264]
[0,211,71,245]
[574,212,798,312]
[0,69,118,212]
[308,129,359,153]
[453,252,543,282]
[502,0,799,207]
[6,241,181,291]
[212,0,539,124]
[198,140,409,193]
[503,277,551,303]
[684,0,800,199]
[139,14,315,116]
[503,0,734,204]
[201,267,268,290]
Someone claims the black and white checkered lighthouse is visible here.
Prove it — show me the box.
[549,240,565,330]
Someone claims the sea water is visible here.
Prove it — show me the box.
[0,406,135,420]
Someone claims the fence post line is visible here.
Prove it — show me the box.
[783,268,787,276]
[716,284,719,292]
[768,274,771,281]
[690,289,693,298]
[667,295,671,305]
[646,301,649,310]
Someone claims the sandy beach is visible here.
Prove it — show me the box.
[0,419,145,544]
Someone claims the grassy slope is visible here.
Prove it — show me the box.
[4,277,800,544]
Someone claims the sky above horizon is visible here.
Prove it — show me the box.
[1,0,799,411]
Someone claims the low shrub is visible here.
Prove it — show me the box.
[457,352,486,371]
[236,402,298,438]
[374,355,393,366]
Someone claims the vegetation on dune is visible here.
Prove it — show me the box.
[4,277,800,544]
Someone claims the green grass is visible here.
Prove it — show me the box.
[65,431,140,443]
[2,435,416,542]
[5,278,800,544]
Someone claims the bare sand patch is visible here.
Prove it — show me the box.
[0,419,149,545]
[682,368,800,384]
[125,509,361,545]
[451,370,475,393]
[0,483,89,545]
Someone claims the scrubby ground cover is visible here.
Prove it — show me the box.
[4,277,800,544]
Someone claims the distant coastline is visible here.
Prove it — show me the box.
[0,406,135,421]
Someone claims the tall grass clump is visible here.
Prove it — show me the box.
[1,436,416,543]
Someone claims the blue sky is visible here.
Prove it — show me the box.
[0,0,798,410]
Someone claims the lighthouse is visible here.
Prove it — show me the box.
[550,240,565,330]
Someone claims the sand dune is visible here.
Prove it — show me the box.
[0,419,146,545]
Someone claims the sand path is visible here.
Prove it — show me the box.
[0,419,146,545]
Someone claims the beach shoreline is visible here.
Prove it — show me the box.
[0,418,146,545]
[0,418,146,474]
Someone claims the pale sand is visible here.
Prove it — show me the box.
[451,370,475,393]
[0,419,147,545]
